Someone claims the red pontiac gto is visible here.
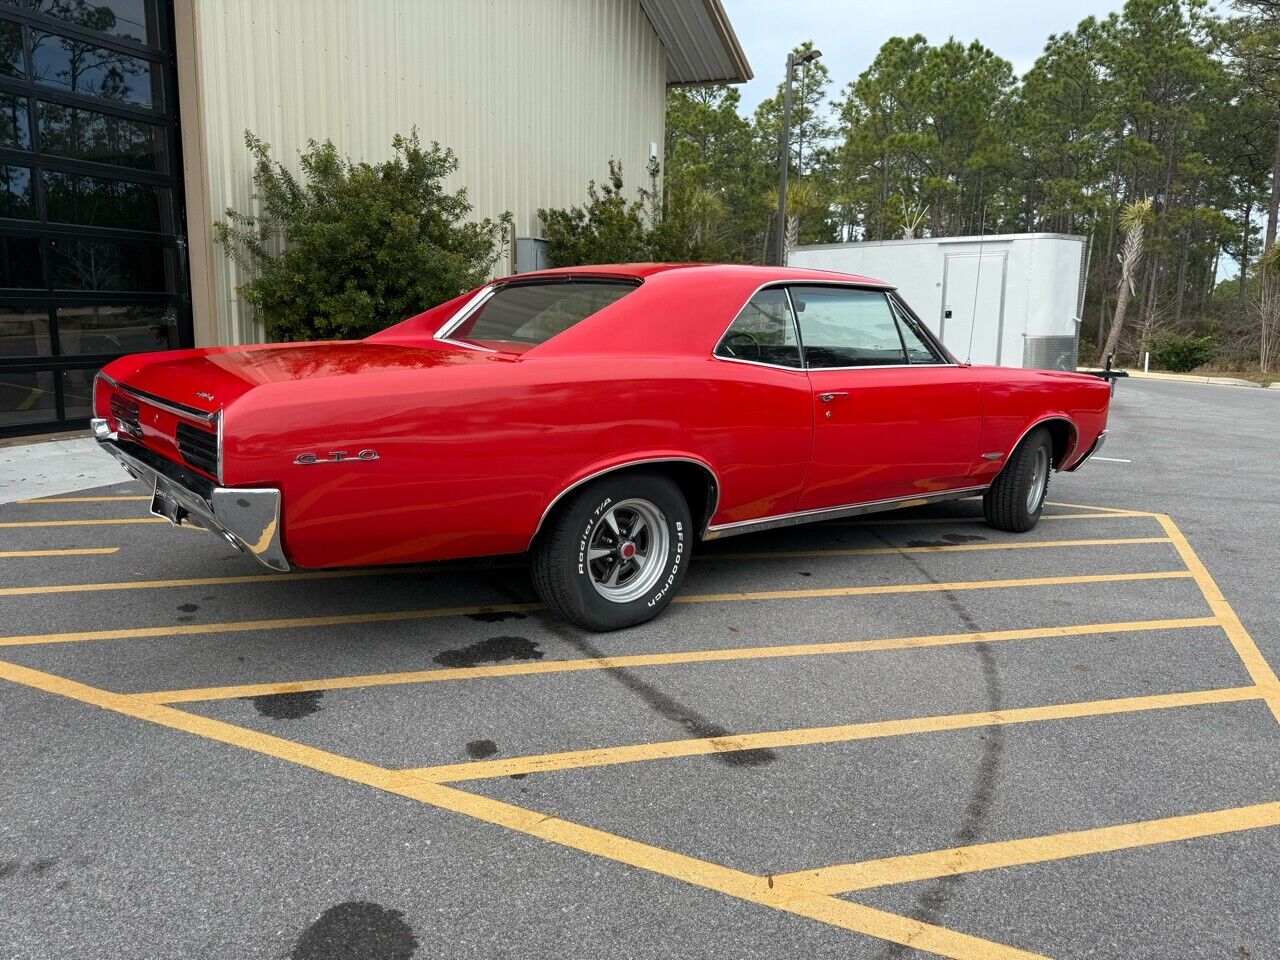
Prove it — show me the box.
[91,263,1110,631]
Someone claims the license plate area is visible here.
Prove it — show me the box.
[151,475,210,529]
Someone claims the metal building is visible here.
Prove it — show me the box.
[0,0,750,437]
[791,233,1088,370]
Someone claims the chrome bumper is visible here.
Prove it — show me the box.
[91,418,290,572]
[1066,429,1107,472]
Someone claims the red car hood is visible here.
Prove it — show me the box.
[115,342,493,412]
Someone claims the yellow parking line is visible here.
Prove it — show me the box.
[0,657,1042,960]
[774,801,1280,895]
[1045,501,1139,515]
[671,570,1191,606]
[1156,514,1280,723]
[404,686,1262,783]
[0,547,120,558]
[708,536,1170,561]
[138,616,1221,705]
[0,564,449,597]
[17,495,150,504]
[0,570,1195,648]
[0,602,546,648]
[0,518,167,528]
[835,510,1148,526]
[0,540,1174,598]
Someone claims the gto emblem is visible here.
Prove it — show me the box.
[195,391,215,401]
[295,449,380,465]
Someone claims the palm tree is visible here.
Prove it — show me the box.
[1097,198,1153,366]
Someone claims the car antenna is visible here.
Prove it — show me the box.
[965,197,988,365]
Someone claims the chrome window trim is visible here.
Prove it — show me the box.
[703,485,990,540]
[433,284,498,342]
[528,456,722,547]
[711,282,806,371]
[434,276,642,349]
[710,280,959,373]
[887,289,958,364]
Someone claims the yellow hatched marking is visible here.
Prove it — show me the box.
[17,495,150,503]
[775,801,1280,895]
[0,547,120,558]
[139,616,1220,705]
[708,536,1170,561]
[0,657,1041,960]
[0,518,167,528]
[0,570,1195,648]
[404,686,1262,783]
[1156,514,1280,723]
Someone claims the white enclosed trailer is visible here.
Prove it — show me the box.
[790,233,1087,370]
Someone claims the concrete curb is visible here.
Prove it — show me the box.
[1120,370,1270,389]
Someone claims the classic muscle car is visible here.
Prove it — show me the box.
[91,263,1110,631]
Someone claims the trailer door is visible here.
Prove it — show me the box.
[940,252,1008,365]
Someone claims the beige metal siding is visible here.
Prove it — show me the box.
[189,0,666,345]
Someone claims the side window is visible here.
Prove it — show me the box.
[791,287,905,368]
[714,288,802,368]
[889,297,945,364]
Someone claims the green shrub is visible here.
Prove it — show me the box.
[215,131,511,342]
[1152,333,1216,373]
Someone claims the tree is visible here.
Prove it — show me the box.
[215,131,510,342]
[1099,198,1154,364]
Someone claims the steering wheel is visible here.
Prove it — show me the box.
[722,331,762,360]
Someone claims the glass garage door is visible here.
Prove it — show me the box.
[0,0,189,438]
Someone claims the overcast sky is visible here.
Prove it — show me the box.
[722,0,1128,113]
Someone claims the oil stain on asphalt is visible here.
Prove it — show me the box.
[905,533,988,548]
[466,739,498,759]
[433,635,543,668]
[246,690,324,719]
[290,901,418,960]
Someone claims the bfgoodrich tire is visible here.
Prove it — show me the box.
[983,426,1053,533]
[531,472,692,632]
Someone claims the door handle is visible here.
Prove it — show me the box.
[818,392,848,404]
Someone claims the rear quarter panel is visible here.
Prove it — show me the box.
[227,354,812,568]
[971,367,1111,484]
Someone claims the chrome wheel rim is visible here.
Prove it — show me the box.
[586,498,669,603]
[1027,447,1049,514]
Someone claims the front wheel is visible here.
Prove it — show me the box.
[531,472,692,631]
[983,426,1053,532]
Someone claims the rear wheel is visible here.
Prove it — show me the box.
[983,426,1053,532]
[531,472,691,631]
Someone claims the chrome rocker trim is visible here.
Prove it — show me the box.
[92,420,289,572]
[702,485,989,540]
[1065,429,1107,472]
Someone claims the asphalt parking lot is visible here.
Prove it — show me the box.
[2,377,1279,960]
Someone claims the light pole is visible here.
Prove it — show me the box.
[775,47,822,266]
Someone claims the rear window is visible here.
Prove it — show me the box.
[448,279,637,346]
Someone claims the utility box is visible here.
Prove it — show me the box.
[790,233,1087,370]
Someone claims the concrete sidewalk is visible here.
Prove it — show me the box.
[1121,369,1277,389]
[0,436,126,504]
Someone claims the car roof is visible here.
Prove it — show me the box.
[497,262,892,288]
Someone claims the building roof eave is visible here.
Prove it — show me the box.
[638,0,753,86]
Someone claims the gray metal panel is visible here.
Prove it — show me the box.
[1023,335,1079,371]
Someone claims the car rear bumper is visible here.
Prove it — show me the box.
[91,418,290,572]
[1065,429,1107,471]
